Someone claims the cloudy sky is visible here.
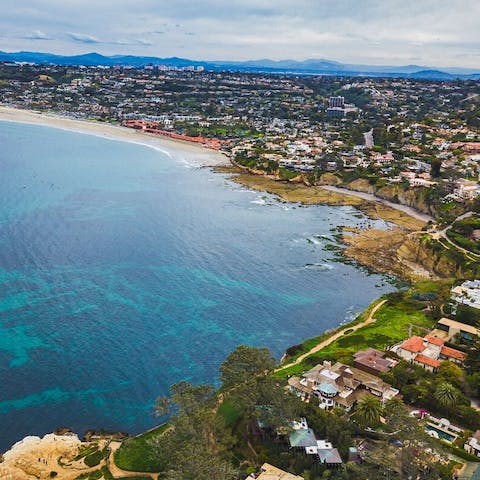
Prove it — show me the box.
[1,0,479,68]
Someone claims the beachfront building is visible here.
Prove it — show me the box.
[245,463,304,480]
[288,361,399,411]
[465,431,480,458]
[391,334,466,372]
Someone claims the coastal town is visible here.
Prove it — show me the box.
[1,60,480,480]
[1,61,479,234]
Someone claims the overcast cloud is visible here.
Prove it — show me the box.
[1,0,479,68]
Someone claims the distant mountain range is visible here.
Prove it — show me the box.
[1,51,479,80]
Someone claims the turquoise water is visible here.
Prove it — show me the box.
[0,121,395,450]
[425,424,457,442]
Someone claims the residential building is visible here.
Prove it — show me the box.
[245,463,304,480]
[435,317,480,341]
[451,281,480,311]
[465,431,480,458]
[391,333,466,372]
[288,418,343,466]
[328,96,345,108]
[353,348,397,375]
[288,361,399,411]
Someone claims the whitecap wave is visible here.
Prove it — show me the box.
[305,263,334,271]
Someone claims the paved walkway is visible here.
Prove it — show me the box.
[278,299,387,372]
[321,185,434,223]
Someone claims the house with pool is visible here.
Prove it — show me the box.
[465,430,480,458]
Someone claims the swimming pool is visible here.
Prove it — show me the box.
[426,424,457,443]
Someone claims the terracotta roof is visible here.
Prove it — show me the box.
[425,335,444,347]
[440,346,466,361]
[401,336,426,353]
[415,354,441,368]
[354,349,395,373]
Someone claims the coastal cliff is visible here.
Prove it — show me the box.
[397,235,480,279]
[345,178,435,217]
[230,161,440,219]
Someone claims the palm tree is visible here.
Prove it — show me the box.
[434,382,460,408]
[355,395,383,427]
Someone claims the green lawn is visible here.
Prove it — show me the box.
[114,424,168,473]
[280,298,386,364]
[275,295,435,378]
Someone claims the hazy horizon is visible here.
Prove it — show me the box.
[1,1,479,69]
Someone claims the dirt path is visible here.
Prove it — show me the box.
[278,299,387,371]
[107,441,158,479]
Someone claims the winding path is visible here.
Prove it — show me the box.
[321,185,434,223]
[432,211,480,261]
[107,441,159,480]
[277,299,387,372]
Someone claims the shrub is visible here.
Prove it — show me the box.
[84,450,103,467]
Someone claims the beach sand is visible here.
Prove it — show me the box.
[0,106,229,168]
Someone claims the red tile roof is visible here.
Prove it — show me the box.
[425,335,444,347]
[401,336,426,353]
[415,355,441,368]
[440,346,466,361]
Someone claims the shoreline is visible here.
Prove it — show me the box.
[0,106,229,168]
[221,167,427,231]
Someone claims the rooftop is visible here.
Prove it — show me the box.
[252,463,304,480]
[401,336,426,353]
[440,346,466,361]
[415,354,441,368]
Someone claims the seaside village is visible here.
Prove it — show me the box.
[0,63,479,207]
[0,63,480,480]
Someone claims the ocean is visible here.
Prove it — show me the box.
[0,120,395,450]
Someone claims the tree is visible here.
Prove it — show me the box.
[163,447,238,480]
[430,158,442,178]
[220,345,277,388]
[437,361,463,388]
[354,395,382,427]
[151,381,236,478]
[434,382,460,407]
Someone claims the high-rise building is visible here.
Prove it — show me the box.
[328,96,345,108]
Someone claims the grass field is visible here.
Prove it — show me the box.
[114,424,168,473]
[275,292,435,378]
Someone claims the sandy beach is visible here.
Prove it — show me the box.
[0,106,229,167]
